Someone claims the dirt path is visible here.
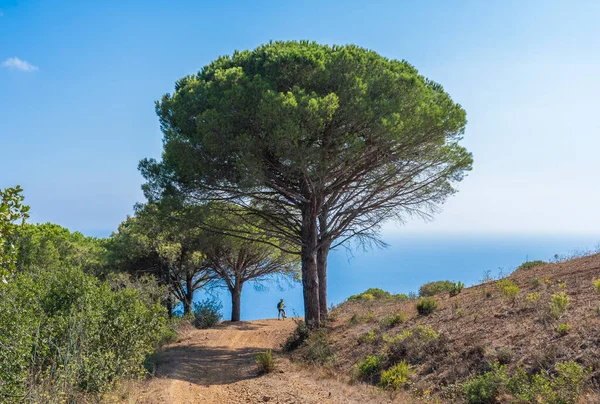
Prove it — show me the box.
[124,319,392,404]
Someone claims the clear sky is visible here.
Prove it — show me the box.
[1,0,599,238]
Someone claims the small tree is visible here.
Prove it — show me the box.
[0,186,30,279]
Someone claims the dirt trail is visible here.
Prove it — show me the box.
[126,319,391,404]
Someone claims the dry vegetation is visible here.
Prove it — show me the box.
[289,252,600,403]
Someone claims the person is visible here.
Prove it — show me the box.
[277,299,287,320]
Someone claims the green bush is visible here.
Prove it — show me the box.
[517,260,546,271]
[192,298,223,329]
[282,320,310,352]
[550,292,570,319]
[255,349,275,374]
[358,354,383,377]
[380,312,407,328]
[379,361,412,390]
[348,288,391,301]
[384,325,442,364]
[416,297,438,315]
[0,267,169,402]
[593,278,600,293]
[303,330,335,365]
[462,361,588,404]
[357,329,377,344]
[496,279,519,302]
[419,280,455,297]
[450,281,465,297]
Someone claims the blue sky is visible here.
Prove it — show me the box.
[1,0,599,238]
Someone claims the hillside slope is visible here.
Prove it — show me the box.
[312,253,600,402]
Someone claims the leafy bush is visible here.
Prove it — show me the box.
[385,325,442,364]
[450,281,465,297]
[394,293,409,301]
[556,323,570,336]
[255,349,275,374]
[550,292,570,319]
[282,320,310,352]
[348,288,391,301]
[496,279,519,302]
[380,312,407,328]
[593,278,600,293]
[357,329,378,344]
[303,330,335,365]
[517,260,546,271]
[0,267,169,402]
[419,280,455,297]
[416,297,438,315]
[192,298,223,329]
[462,361,588,404]
[532,276,541,288]
[379,361,412,390]
[358,355,383,377]
[526,292,541,303]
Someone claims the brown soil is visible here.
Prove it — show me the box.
[317,253,600,402]
[117,319,396,403]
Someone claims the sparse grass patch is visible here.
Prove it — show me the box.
[419,280,455,297]
[357,329,378,345]
[416,297,438,315]
[379,361,412,390]
[385,325,443,365]
[517,260,546,271]
[496,279,519,302]
[303,330,335,365]
[556,323,570,336]
[550,292,570,319]
[255,349,275,374]
[495,348,514,365]
[380,312,407,328]
[282,320,309,352]
[593,278,600,293]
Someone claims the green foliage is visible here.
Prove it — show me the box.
[593,278,600,293]
[385,325,442,364]
[282,320,310,352]
[526,292,541,303]
[255,350,275,374]
[357,329,378,344]
[380,311,407,328]
[303,330,335,365]
[348,288,391,301]
[550,292,570,319]
[496,279,519,302]
[358,355,383,377]
[532,276,541,288]
[419,280,455,297]
[449,281,465,297]
[556,323,569,336]
[0,267,169,401]
[416,297,438,315]
[379,362,412,390]
[0,185,30,277]
[394,293,409,301]
[192,298,223,329]
[462,361,588,404]
[517,260,546,271]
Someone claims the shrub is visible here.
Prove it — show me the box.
[358,354,383,377]
[593,278,600,293]
[379,361,412,390]
[357,329,377,344]
[282,320,309,352]
[416,297,438,315]
[495,348,514,365]
[526,292,541,303]
[419,280,455,297]
[385,325,442,364]
[531,276,541,288]
[255,350,275,374]
[380,312,407,328]
[348,288,391,301]
[556,323,570,336]
[394,293,409,301]
[517,260,546,271]
[462,361,588,404]
[496,279,519,302]
[550,292,570,319]
[303,330,335,365]
[450,281,465,297]
[192,298,223,329]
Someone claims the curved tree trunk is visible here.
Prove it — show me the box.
[301,202,320,329]
[317,241,331,321]
[230,280,243,322]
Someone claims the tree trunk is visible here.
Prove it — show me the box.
[317,240,331,321]
[166,295,173,318]
[183,274,194,315]
[230,280,243,322]
[301,203,320,329]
